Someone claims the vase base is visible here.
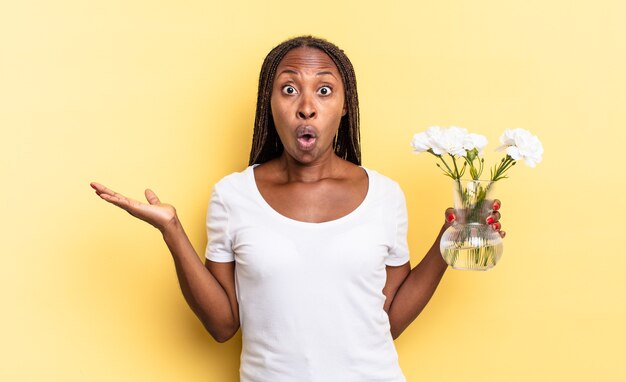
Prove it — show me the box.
[441,242,503,271]
[451,265,493,272]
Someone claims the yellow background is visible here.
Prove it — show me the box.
[2,0,624,380]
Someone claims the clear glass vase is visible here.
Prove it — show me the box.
[440,180,503,271]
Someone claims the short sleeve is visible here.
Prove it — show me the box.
[385,183,410,266]
[204,187,235,262]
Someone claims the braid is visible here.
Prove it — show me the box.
[248,36,361,166]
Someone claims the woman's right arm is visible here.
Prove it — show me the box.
[90,182,239,342]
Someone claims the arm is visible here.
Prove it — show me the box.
[90,182,239,342]
[163,219,240,342]
[383,225,448,340]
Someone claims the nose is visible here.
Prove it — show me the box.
[297,94,316,120]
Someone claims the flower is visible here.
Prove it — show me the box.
[411,131,431,153]
[430,126,470,157]
[496,128,544,168]
[411,126,488,158]
[465,133,488,155]
[411,125,543,181]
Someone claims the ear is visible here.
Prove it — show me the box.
[342,104,347,116]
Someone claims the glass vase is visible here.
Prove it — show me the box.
[440,180,503,271]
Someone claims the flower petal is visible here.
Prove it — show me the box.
[500,128,543,167]
[411,132,430,153]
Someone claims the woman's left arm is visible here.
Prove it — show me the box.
[384,204,504,339]
[383,225,448,340]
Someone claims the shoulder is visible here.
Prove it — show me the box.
[362,166,403,196]
[213,166,255,196]
[216,166,254,186]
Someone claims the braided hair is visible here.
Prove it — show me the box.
[248,36,361,166]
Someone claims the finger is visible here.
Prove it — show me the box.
[90,182,111,195]
[145,189,160,205]
[486,211,501,225]
[492,199,501,211]
[499,230,506,239]
[444,207,455,223]
[91,182,124,199]
[91,183,138,211]
[99,192,136,211]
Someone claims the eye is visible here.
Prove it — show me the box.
[317,86,332,96]
[282,85,297,95]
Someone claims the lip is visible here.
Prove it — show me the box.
[295,125,318,151]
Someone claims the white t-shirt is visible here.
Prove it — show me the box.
[205,165,410,382]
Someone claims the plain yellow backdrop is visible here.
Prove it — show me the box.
[2,0,625,381]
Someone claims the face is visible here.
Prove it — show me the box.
[270,47,346,165]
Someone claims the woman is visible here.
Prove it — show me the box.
[91,36,503,381]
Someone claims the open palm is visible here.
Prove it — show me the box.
[90,182,177,232]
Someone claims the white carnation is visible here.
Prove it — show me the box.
[463,133,488,156]
[496,128,544,167]
[426,126,469,157]
[411,131,430,153]
[412,126,488,158]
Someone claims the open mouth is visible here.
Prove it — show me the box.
[296,126,318,150]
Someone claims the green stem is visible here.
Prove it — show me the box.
[491,155,516,181]
[451,155,461,180]
[437,155,456,178]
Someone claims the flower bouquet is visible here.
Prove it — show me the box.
[412,126,543,270]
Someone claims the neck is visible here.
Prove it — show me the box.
[277,152,343,183]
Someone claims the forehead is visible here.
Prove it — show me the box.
[275,47,340,75]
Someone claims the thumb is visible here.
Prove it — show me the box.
[145,189,161,205]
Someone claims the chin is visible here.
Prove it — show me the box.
[286,151,319,165]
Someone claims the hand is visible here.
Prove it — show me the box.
[444,199,506,238]
[90,182,178,233]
